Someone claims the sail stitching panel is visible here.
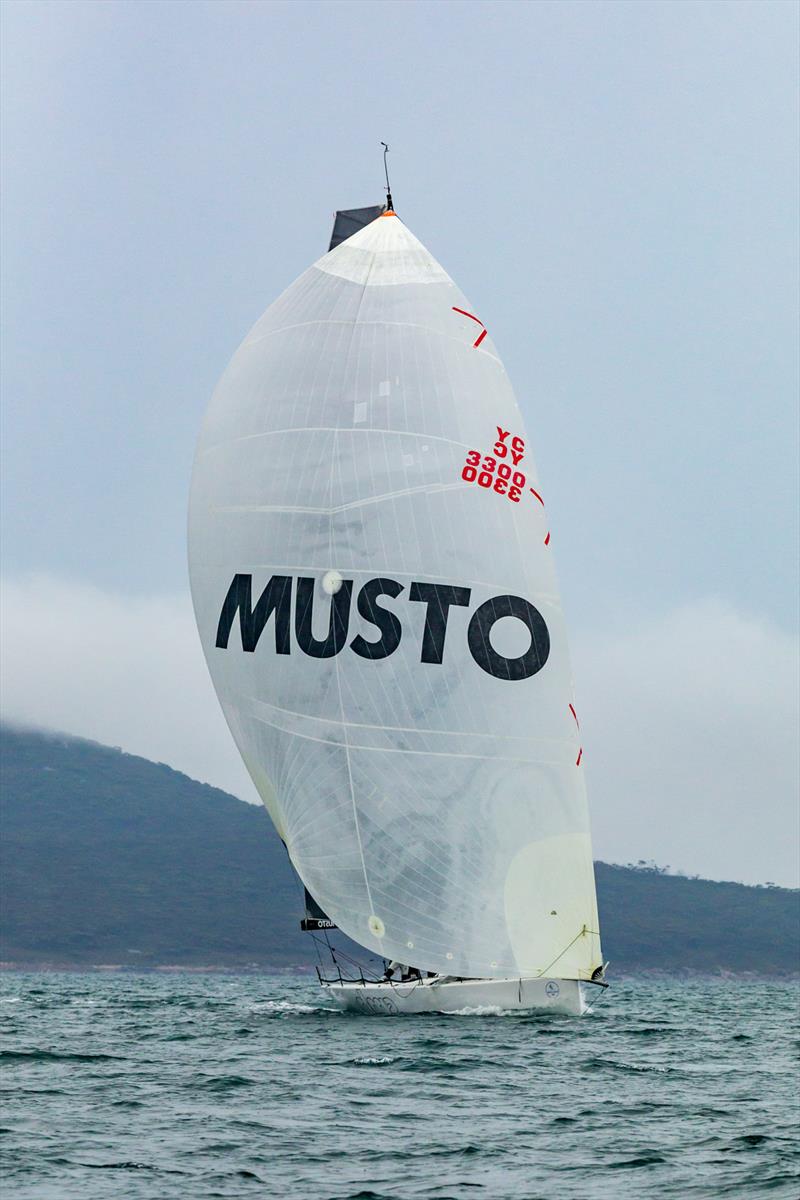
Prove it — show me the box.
[330,312,484,965]
[279,323,338,861]
[286,326,342,827]
[451,308,575,962]
[214,481,466,517]
[434,328,490,761]
[243,318,502,364]
[325,254,381,940]
[247,707,569,762]
[246,692,549,743]
[359,321,445,957]
[350,327,461,962]
[196,426,478,459]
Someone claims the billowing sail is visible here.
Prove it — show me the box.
[188,211,602,980]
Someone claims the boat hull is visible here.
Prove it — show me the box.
[322,976,587,1016]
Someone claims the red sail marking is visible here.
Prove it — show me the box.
[530,487,551,545]
[570,705,582,766]
[452,306,488,349]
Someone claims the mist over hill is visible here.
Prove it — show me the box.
[1,725,797,975]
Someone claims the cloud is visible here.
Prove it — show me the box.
[0,575,259,805]
[1,577,797,886]
[574,601,799,888]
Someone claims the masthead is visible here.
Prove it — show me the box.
[381,141,394,211]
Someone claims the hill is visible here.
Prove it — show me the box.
[1,725,797,975]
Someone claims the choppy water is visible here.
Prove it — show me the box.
[1,972,798,1199]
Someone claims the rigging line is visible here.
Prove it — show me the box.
[284,839,314,945]
[313,933,383,983]
[535,926,601,980]
[583,985,612,1015]
[309,931,327,971]
[385,975,424,994]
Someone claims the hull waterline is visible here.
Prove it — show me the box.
[322,976,588,1016]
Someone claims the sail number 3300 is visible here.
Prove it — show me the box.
[461,428,527,502]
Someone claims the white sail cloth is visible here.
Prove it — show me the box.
[188,214,602,980]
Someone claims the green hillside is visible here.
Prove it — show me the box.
[1,725,797,975]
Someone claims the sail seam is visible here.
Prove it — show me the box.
[196,426,476,457]
[326,260,379,934]
[246,709,570,762]
[243,318,501,363]
[212,565,561,602]
[213,481,465,516]
[243,693,554,742]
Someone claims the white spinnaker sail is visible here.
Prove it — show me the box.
[188,213,602,980]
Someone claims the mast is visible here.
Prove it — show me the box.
[381,141,393,211]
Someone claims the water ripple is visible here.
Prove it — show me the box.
[0,972,797,1200]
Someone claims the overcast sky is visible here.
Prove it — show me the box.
[1,0,798,885]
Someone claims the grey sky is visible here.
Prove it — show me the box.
[1,0,798,885]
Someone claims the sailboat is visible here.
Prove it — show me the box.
[188,159,606,1016]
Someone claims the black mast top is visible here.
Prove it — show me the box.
[381,141,394,211]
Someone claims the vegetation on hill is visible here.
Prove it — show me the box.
[1,725,797,974]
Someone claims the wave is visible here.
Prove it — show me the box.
[193,1074,255,1091]
[1,974,796,1199]
[81,1162,188,1176]
[582,1055,671,1075]
[0,1049,122,1063]
[441,1004,510,1017]
[608,1154,667,1168]
[247,999,339,1017]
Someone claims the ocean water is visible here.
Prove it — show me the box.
[1,972,798,1199]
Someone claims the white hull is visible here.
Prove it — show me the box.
[322,975,587,1017]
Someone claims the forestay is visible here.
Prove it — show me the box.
[188,212,602,980]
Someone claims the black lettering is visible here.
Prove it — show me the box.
[295,576,353,658]
[409,582,472,664]
[467,594,550,680]
[350,578,404,660]
[215,573,292,653]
